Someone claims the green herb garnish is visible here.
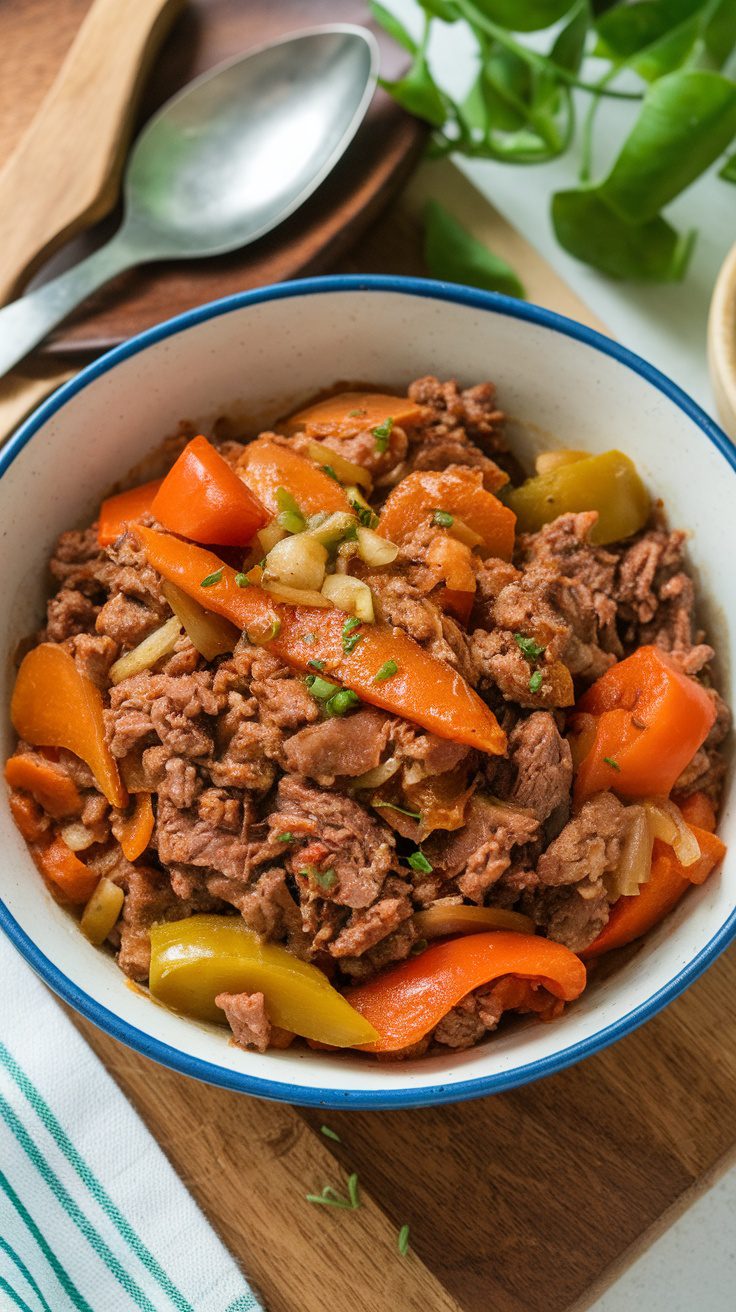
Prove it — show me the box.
[307,658,326,672]
[372,417,394,453]
[351,499,378,529]
[320,1125,341,1143]
[320,465,341,483]
[314,868,337,891]
[373,800,421,821]
[276,485,306,533]
[514,633,546,662]
[306,674,341,701]
[347,1174,360,1210]
[603,756,621,772]
[277,832,294,843]
[200,568,224,588]
[342,616,363,655]
[305,1180,359,1210]
[529,669,543,694]
[432,509,454,528]
[348,408,367,417]
[398,1224,410,1257]
[325,689,361,717]
[408,850,433,874]
[234,572,250,588]
[373,659,398,683]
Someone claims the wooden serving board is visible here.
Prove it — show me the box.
[1,0,426,358]
[3,12,736,1312]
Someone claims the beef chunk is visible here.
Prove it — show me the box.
[155,794,250,881]
[46,589,99,641]
[529,881,610,954]
[328,875,413,958]
[216,991,271,1053]
[96,592,163,648]
[117,867,191,981]
[428,794,539,903]
[248,648,319,730]
[406,376,507,472]
[282,709,391,784]
[495,712,573,824]
[536,792,628,887]
[65,632,119,686]
[106,670,218,759]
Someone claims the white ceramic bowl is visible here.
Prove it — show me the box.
[1,276,734,1108]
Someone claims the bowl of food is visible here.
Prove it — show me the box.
[1,275,733,1108]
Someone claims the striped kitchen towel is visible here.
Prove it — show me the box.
[0,934,262,1312]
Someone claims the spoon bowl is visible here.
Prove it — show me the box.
[125,26,378,256]
[0,24,378,376]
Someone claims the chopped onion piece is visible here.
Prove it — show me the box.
[321,573,374,622]
[258,520,287,554]
[606,805,652,900]
[261,580,332,608]
[645,798,701,867]
[305,511,357,547]
[448,516,485,549]
[414,904,535,938]
[352,756,400,790]
[60,822,95,852]
[356,526,398,567]
[162,580,239,661]
[110,616,182,685]
[80,876,124,945]
[535,450,587,476]
[263,533,327,591]
[306,441,372,492]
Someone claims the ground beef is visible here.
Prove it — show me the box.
[492,712,573,825]
[282,709,392,784]
[327,875,413,959]
[536,792,628,887]
[117,866,191,981]
[155,794,251,881]
[96,592,163,648]
[106,670,218,760]
[216,991,271,1053]
[46,589,99,641]
[65,632,119,686]
[406,376,508,475]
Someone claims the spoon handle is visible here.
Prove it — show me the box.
[0,235,140,380]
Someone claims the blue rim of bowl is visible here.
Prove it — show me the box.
[1,273,735,1109]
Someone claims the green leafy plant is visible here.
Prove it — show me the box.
[372,0,736,281]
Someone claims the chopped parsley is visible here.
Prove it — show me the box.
[408,850,433,874]
[233,572,250,588]
[603,756,621,772]
[351,499,378,529]
[347,1173,360,1209]
[305,1177,359,1210]
[200,568,224,588]
[529,669,543,694]
[320,1125,341,1143]
[373,659,398,683]
[342,616,363,655]
[307,658,326,672]
[432,509,454,528]
[275,485,306,533]
[372,416,394,453]
[373,800,421,821]
[348,407,367,417]
[514,633,546,663]
[247,617,282,645]
[398,1224,410,1257]
[313,868,337,891]
[277,832,294,843]
[320,464,340,483]
[325,689,361,717]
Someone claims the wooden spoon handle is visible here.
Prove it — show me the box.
[0,0,183,306]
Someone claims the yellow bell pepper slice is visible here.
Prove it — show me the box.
[507,449,650,545]
[148,915,380,1047]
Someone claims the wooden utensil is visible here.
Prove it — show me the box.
[0,0,183,306]
[4,0,426,357]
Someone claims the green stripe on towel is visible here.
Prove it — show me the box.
[0,1169,91,1312]
[0,1235,55,1312]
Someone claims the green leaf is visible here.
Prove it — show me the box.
[369,0,417,53]
[629,17,702,83]
[550,1,590,73]
[720,151,736,183]
[703,0,736,67]
[471,0,578,32]
[552,189,695,281]
[599,71,736,222]
[380,53,447,127]
[594,0,704,60]
[424,0,460,20]
[424,199,525,297]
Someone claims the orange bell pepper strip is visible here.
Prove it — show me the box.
[426,535,477,593]
[582,824,726,959]
[8,792,48,842]
[5,754,81,818]
[238,439,349,517]
[151,436,267,547]
[378,469,515,559]
[11,644,126,808]
[133,525,507,755]
[30,836,99,905]
[283,391,425,437]
[119,793,155,862]
[674,791,717,833]
[97,479,163,547]
[573,646,716,803]
[345,932,586,1051]
[436,587,474,626]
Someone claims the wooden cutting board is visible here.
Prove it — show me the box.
[3,11,736,1312]
[2,0,426,357]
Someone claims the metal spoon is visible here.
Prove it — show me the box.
[0,24,378,378]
